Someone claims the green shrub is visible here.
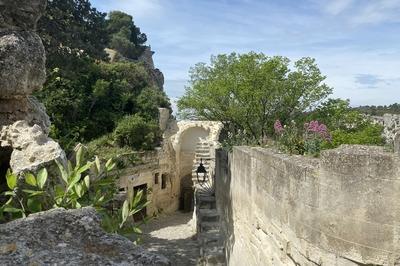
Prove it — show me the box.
[0,147,148,239]
[322,123,384,149]
[113,115,161,150]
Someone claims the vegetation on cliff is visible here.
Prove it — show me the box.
[35,0,170,152]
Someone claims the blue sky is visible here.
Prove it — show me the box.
[92,0,400,107]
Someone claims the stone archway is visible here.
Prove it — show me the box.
[170,121,223,212]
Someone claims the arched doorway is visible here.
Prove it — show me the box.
[178,127,210,212]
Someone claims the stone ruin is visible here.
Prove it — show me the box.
[0,0,65,176]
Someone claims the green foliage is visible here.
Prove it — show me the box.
[36,61,165,151]
[0,147,148,238]
[113,115,161,151]
[178,52,332,145]
[35,2,167,152]
[136,87,171,120]
[107,11,147,59]
[275,121,305,155]
[322,124,384,149]
[355,103,400,116]
[308,99,365,130]
[308,98,384,149]
[38,0,109,70]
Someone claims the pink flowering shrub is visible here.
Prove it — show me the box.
[303,120,331,156]
[274,120,284,135]
[274,119,331,156]
[273,120,304,154]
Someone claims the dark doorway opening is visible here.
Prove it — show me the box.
[179,174,194,212]
[133,184,147,221]
[0,147,12,203]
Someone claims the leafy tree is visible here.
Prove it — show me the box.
[136,87,171,120]
[113,115,161,151]
[36,61,160,150]
[178,52,332,145]
[38,0,109,70]
[308,98,365,130]
[107,11,147,59]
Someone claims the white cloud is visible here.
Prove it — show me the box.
[323,0,354,15]
[95,0,163,19]
[351,0,400,25]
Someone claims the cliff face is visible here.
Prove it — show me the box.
[105,46,165,91]
[0,0,65,175]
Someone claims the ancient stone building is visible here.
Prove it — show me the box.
[117,109,223,217]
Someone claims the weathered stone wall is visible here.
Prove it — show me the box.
[215,145,400,265]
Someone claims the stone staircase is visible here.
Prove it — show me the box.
[195,193,225,266]
[192,141,226,265]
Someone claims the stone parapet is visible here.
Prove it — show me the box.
[215,145,400,265]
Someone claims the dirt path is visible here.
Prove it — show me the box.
[140,211,199,266]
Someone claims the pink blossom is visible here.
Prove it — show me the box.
[304,120,331,141]
[274,120,284,135]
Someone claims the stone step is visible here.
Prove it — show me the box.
[200,222,220,233]
[201,246,226,266]
[198,231,223,247]
[197,194,215,202]
[198,209,219,223]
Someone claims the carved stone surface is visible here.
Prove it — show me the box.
[0,207,171,265]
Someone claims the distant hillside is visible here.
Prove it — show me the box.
[354,103,400,116]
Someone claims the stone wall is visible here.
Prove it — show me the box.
[215,145,400,265]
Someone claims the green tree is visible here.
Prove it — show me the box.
[178,52,332,145]
[113,115,161,150]
[38,0,109,70]
[136,87,171,120]
[107,11,147,59]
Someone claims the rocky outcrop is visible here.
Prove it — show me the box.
[0,0,48,131]
[0,121,65,174]
[105,46,165,91]
[0,0,64,176]
[0,207,170,265]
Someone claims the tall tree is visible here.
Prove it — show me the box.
[178,52,332,144]
[107,11,147,59]
[38,0,109,70]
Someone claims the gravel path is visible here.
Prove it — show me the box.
[140,212,199,266]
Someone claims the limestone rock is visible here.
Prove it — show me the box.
[0,0,47,31]
[0,96,50,133]
[0,31,46,98]
[0,207,171,265]
[0,121,65,174]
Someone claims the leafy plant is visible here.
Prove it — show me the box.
[113,114,161,150]
[0,147,149,239]
[274,120,305,155]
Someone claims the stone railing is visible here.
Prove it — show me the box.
[215,145,400,265]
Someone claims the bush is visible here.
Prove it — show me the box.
[0,147,148,239]
[322,123,384,149]
[113,115,161,150]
